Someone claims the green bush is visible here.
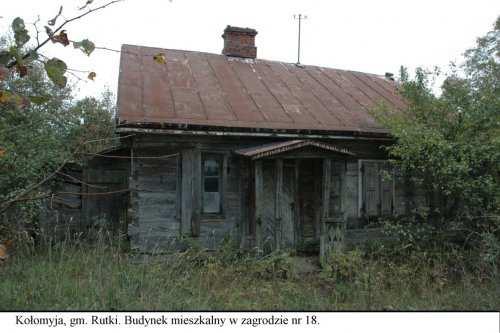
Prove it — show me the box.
[372,17,499,225]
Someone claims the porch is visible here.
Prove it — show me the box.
[235,140,355,255]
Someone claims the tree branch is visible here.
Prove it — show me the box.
[56,171,107,189]
[0,133,131,214]
[32,16,41,47]
[0,158,70,214]
[7,0,125,69]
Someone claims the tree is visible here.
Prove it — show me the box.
[0,1,169,217]
[373,17,500,224]
[0,44,115,217]
[67,89,117,156]
[0,55,74,204]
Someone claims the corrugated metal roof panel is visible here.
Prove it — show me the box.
[118,44,406,135]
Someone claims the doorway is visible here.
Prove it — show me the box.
[252,158,325,253]
[296,159,323,252]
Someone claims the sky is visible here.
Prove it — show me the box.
[1,0,499,99]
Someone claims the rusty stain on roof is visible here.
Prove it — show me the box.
[117,44,406,135]
[234,140,355,160]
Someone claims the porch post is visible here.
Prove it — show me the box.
[320,158,347,266]
[320,158,332,264]
[191,148,201,237]
[254,160,264,252]
[275,159,283,250]
[180,150,193,236]
[321,158,331,220]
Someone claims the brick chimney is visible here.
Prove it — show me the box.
[222,26,258,59]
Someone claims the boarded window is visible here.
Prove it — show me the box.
[361,160,394,217]
[202,154,223,214]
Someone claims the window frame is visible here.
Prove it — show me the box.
[200,152,225,218]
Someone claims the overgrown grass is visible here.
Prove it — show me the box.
[0,235,498,310]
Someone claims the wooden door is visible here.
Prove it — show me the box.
[297,159,322,251]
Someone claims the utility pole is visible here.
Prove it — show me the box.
[293,14,307,65]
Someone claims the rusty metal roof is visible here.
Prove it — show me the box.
[117,44,406,135]
[234,140,354,160]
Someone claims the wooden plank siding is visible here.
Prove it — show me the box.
[130,149,180,251]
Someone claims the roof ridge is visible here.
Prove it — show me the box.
[121,44,390,79]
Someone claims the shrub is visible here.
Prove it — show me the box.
[475,230,500,280]
[322,250,364,283]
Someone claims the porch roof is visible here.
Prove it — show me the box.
[234,140,355,160]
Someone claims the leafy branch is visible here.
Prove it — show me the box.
[0,134,131,214]
[0,0,124,104]
[7,0,124,69]
[0,0,168,106]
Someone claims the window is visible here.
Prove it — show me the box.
[360,160,394,217]
[202,154,223,215]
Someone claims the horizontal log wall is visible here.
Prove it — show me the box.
[82,157,129,234]
[39,165,83,241]
[128,147,180,252]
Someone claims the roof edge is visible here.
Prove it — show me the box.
[115,125,395,141]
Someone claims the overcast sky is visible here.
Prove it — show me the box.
[1,0,499,99]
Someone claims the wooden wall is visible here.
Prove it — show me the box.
[76,133,428,252]
[128,147,180,251]
[82,157,129,234]
[39,164,83,241]
[39,158,130,241]
[127,137,247,251]
[31,131,436,253]
[198,154,242,250]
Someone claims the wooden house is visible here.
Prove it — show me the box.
[82,26,421,253]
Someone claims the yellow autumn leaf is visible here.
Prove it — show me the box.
[153,53,166,65]
[0,90,11,104]
[88,72,96,81]
[0,148,6,157]
[0,90,28,107]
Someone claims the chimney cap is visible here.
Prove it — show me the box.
[223,25,258,36]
